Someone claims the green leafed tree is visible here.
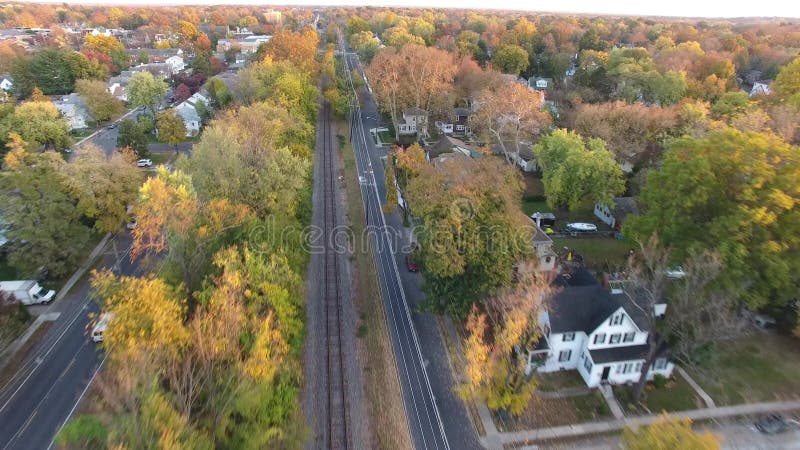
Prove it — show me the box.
[772,56,800,107]
[492,44,530,77]
[75,79,124,122]
[128,71,168,118]
[0,100,72,152]
[156,111,186,152]
[117,119,149,158]
[533,129,625,210]
[0,147,90,277]
[625,128,800,310]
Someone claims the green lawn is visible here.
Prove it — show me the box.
[686,334,800,405]
[613,372,702,414]
[569,390,612,422]
[521,198,551,216]
[645,372,701,412]
[552,237,634,270]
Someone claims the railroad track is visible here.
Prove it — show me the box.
[321,101,350,449]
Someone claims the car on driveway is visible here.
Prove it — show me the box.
[755,414,789,434]
[137,158,153,168]
[406,254,419,272]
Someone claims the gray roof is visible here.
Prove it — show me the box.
[427,136,481,159]
[453,107,471,117]
[589,344,649,363]
[532,224,552,245]
[612,197,639,219]
[403,107,427,116]
[547,269,650,334]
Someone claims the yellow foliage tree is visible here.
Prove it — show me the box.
[622,414,721,450]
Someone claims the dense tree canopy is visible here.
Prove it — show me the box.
[626,129,800,310]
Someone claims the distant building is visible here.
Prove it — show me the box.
[216,35,271,54]
[594,197,638,230]
[528,76,554,91]
[0,75,13,92]
[750,81,771,97]
[174,92,209,137]
[263,9,282,25]
[398,107,429,138]
[54,93,91,130]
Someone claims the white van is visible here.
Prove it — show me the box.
[91,313,112,343]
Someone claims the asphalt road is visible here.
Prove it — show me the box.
[0,233,142,450]
[344,50,481,450]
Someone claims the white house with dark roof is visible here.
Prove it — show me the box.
[398,107,429,138]
[54,93,91,130]
[527,269,674,387]
[174,92,209,137]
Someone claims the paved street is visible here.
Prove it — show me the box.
[344,50,481,450]
[0,232,144,450]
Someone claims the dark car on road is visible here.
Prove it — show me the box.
[406,254,419,272]
[755,414,789,434]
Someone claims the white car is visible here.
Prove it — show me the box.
[137,159,153,168]
[566,222,598,232]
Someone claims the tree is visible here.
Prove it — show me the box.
[233,58,318,123]
[460,262,553,415]
[473,80,551,163]
[381,26,425,48]
[492,44,530,76]
[0,149,89,277]
[366,44,456,140]
[403,156,532,317]
[710,91,756,121]
[128,71,168,118]
[262,28,319,73]
[204,77,232,109]
[771,56,800,107]
[625,129,800,310]
[64,144,143,235]
[75,79,124,122]
[55,415,108,450]
[0,100,72,151]
[346,16,371,36]
[622,414,720,450]
[349,31,380,63]
[533,129,625,210]
[174,83,191,102]
[156,111,186,152]
[117,119,149,158]
[83,33,127,71]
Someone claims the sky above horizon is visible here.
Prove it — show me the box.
[47,0,800,19]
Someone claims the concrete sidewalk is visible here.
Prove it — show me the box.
[498,400,800,445]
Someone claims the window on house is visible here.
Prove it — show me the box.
[623,363,633,374]
[558,350,572,362]
[583,358,592,372]
[612,314,624,325]
[562,332,575,342]
[610,334,621,344]
[623,332,635,343]
[593,333,606,344]
[634,362,642,372]
[615,364,622,374]
[654,358,668,370]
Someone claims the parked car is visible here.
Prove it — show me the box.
[405,255,419,272]
[107,123,117,129]
[137,159,153,168]
[126,220,137,230]
[755,414,788,434]
[752,314,777,329]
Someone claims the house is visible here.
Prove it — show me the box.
[54,93,91,130]
[594,197,638,230]
[532,224,557,272]
[131,63,174,78]
[107,75,131,101]
[0,75,12,92]
[427,136,482,161]
[173,92,209,137]
[452,107,472,137]
[750,81,771,97]
[398,107,429,138]
[528,77,554,91]
[216,35,272,54]
[526,269,674,388]
[165,55,185,74]
[510,146,536,172]
[263,9,282,25]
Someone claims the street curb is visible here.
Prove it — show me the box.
[53,232,112,303]
[0,232,111,369]
[0,313,61,373]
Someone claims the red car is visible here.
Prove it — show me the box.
[405,255,419,272]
